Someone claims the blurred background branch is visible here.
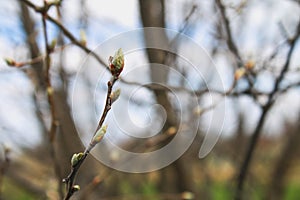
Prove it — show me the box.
[0,0,299,199]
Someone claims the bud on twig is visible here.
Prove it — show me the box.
[47,86,54,96]
[109,48,124,77]
[110,88,121,103]
[4,58,24,68]
[234,68,246,81]
[71,152,84,167]
[49,39,57,52]
[80,29,87,46]
[72,185,80,192]
[4,58,16,66]
[245,60,255,70]
[90,125,107,147]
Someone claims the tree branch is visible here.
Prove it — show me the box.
[215,0,241,63]
[63,76,118,200]
[235,19,300,200]
[20,0,108,69]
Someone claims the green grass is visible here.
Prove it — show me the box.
[141,181,158,196]
[210,182,232,200]
[2,178,37,200]
[284,184,300,200]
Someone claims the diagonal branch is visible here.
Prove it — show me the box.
[235,19,300,200]
[63,76,118,200]
[20,0,108,69]
[215,0,241,63]
[63,48,124,199]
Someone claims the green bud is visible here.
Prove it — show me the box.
[4,58,15,66]
[49,39,57,51]
[110,88,121,103]
[91,125,107,147]
[80,29,87,46]
[234,68,246,81]
[72,185,80,192]
[109,48,124,77]
[71,152,84,167]
[112,48,124,70]
[47,86,54,96]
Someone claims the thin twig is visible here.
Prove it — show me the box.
[20,0,108,69]
[41,1,57,142]
[215,0,257,89]
[162,4,198,66]
[121,76,262,98]
[215,0,241,63]
[41,2,65,198]
[5,55,44,68]
[277,81,300,95]
[235,20,300,200]
[63,76,118,200]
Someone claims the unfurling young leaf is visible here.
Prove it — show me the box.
[109,48,124,77]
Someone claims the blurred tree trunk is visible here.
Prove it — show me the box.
[266,118,300,200]
[18,1,98,195]
[19,2,45,90]
[139,0,194,193]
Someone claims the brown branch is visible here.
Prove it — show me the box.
[0,146,10,199]
[18,1,66,198]
[277,81,300,95]
[42,2,57,142]
[235,19,300,200]
[20,0,271,123]
[41,2,65,198]
[215,0,241,63]
[20,1,124,199]
[19,0,46,90]
[266,116,300,200]
[20,0,108,69]
[122,75,242,97]
[122,70,299,108]
[162,4,198,67]
[63,76,118,200]
[4,55,44,68]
